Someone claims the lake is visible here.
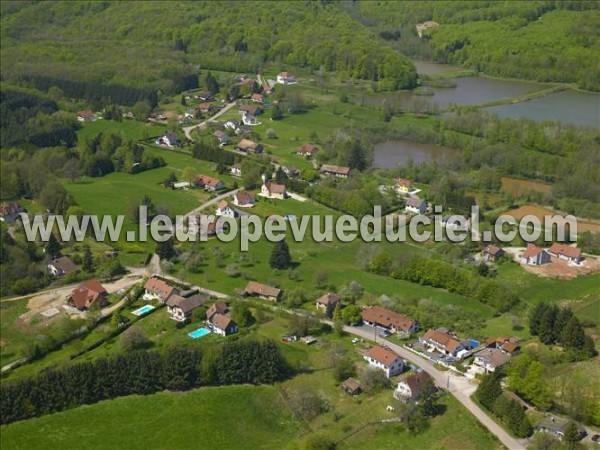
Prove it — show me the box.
[373,140,459,168]
[485,89,600,129]
[412,59,461,75]
[366,77,546,109]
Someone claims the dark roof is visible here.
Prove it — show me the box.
[406,197,426,208]
[362,306,416,332]
[168,294,206,313]
[342,377,362,393]
[316,292,341,306]
[400,371,432,397]
[50,256,78,274]
[483,244,504,256]
[206,302,229,319]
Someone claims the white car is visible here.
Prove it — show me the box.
[351,338,360,344]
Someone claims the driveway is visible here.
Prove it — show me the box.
[345,324,528,450]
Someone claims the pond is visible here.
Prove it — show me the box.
[485,89,600,129]
[373,139,459,168]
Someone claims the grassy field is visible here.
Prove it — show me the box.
[1,317,504,450]
[76,119,165,141]
[0,299,30,366]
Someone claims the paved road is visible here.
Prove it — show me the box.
[172,188,240,235]
[344,324,527,450]
[182,101,237,141]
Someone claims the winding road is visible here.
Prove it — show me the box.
[182,101,237,141]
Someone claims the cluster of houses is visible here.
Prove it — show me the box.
[143,277,237,335]
[520,242,583,266]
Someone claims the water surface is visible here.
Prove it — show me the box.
[373,140,459,168]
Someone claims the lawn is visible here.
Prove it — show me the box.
[0,299,30,366]
[76,119,165,141]
[0,385,301,450]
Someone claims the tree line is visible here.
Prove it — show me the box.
[0,340,291,424]
[529,302,596,361]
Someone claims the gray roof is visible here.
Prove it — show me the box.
[406,197,426,208]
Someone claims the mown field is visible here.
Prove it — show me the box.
[1,316,504,450]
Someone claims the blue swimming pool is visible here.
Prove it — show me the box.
[132,304,156,316]
[188,327,211,339]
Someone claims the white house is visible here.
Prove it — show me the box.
[419,328,464,356]
[155,131,180,148]
[144,277,177,303]
[261,180,286,199]
[277,71,296,84]
[242,113,260,126]
[473,348,511,373]
[520,244,551,266]
[548,243,582,264]
[394,370,433,402]
[224,119,240,131]
[210,313,238,336]
[166,294,206,322]
[233,191,256,208]
[47,256,79,277]
[216,200,237,218]
[405,197,427,214]
[231,164,242,177]
[364,345,404,378]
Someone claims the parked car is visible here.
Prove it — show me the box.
[591,434,599,442]
[351,338,360,344]
[379,330,391,338]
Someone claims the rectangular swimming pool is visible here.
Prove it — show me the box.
[188,327,211,339]
[132,304,156,316]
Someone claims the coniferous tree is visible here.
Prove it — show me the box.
[555,307,574,336]
[537,305,559,345]
[82,244,94,273]
[271,104,283,120]
[528,302,548,336]
[45,232,61,258]
[561,316,586,350]
[269,240,292,269]
[156,236,176,260]
[476,372,502,410]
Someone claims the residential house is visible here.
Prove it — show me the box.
[199,102,214,114]
[206,301,230,321]
[173,181,191,190]
[520,244,551,266]
[166,294,206,322]
[362,306,419,337]
[244,281,282,301]
[395,178,412,194]
[283,166,299,177]
[224,119,240,131]
[405,197,427,214]
[47,256,79,277]
[0,202,24,223]
[231,163,242,177]
[196,91,213,101]
[364,345,404,378]
[297,143,319,157]
[482,244,505,262]
[548,243,583,264]
[499,340,520,356]
[420,328,464,356]
[315,292,341,316]
[184,108,196,118]
[144,277,177,303]
[76,110,98,122]
[341,378,362,396]
[473,347,511,373]
[216,200,237,218]
[416,21,439,38]
[320,164,351,178]
[261,180,286,199]
[67,279,108,311]
[239,75,255,87]
[242,113,260,126]
[213,130,229,145]
[195,175,225,192]
[233,191,256,208]
[251,93,264,103]
[394,370,433,402]
[277,71,296,84]
[155,131,180,148]
[210,313,238,336]
[535,417,586,441]
[236,139,263,154]
[239,104,263,116]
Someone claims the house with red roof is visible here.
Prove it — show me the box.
[261,180,286,200]
[216,200,237,218]
[362,306,419,336]
[195,175,225,192]
[297,143,319,157]
[315,292,341,316]
[482,244,505,262]
[233,191,256,208]
[548,243,582,264]
[76,110,98,122]
[210,313,238,336]
[144,277,177,303]
[277,71,296,85]
[419,328,464,356]
[520,244,551,265]
[244,281,281,301]
[364,345,405,377]
[0,202,24,223]
[67,279,108,310]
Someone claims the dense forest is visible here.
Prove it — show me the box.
[345,1,600,90]
[0,1,416,93]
